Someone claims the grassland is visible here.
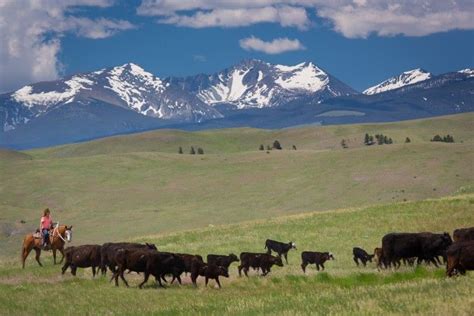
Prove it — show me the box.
[0,113,472,258]
[1,195,473,315]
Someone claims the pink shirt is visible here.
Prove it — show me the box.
[41,215,52,229]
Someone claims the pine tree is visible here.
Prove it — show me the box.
[178,147,183,154]
[292,145,297,150]
[383,136,389,144]
[197,148,204,154]
[388,138,393,144]
[190,146,196,154]
[377,135,384,145]
[341,139,348,149]
[273,140,282,150]
[405,137,411,143]
[259,144,264,151]
[364,133,370,145]
[431,135,442,142]
[267,145,272,151]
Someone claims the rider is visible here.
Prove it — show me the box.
[40,208,53,248]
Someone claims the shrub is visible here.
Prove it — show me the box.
[273,140,282,150]
[197,148,204,155]
[190,146,196,155]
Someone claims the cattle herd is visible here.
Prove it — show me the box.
[59,227,474,289]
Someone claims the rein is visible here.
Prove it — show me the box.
[53,223,67,243]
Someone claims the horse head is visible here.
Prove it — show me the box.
[64,225,73,242]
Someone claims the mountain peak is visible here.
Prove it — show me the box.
[363,68,431,95]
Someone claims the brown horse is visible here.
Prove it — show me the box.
[21,225,73,268]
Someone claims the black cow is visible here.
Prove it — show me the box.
[191,260,229,288]
[140,252,185,288]
[446,241,474,277]
[352,247,374,266]
[238,252,283,277]
[381,232,452,268]
[207,253,239,270]
[264,239,296,264]
[301,251,334,272]
[61,244,102,277]
[163,253,202,284]
[100,242,157,275]
[453,227,474,243]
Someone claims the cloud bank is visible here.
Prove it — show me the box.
[0,0,135,93]
[240,36,305,54]
[138,0,474,37]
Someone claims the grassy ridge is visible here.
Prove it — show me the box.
[30,113,473,157]
[1,195,473,315]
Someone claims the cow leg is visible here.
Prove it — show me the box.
[362,259,367,267]
[205,277,209,287]
[216,277,222,289]
[92,266,96,277]
[430,258,439,268]
[284,253,288,264]
[316,264,320,271]
[238,265,242,277]
[161,275,168,283]
[435,256,442,266]
[244,267,249,277]
[34,248,43,267]
[71,265,77,276]
[301,262,307,273]
[321,263,325,271]
[353,257,359,266]
[119,270,129,287]
[139,271,150,289]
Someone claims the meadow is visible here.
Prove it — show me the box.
[0,195,473,315]
[0,113,472,257]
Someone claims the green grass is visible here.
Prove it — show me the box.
[0,113,472,258]
[1,195,473,315]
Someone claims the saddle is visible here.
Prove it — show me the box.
[33,229,41,239]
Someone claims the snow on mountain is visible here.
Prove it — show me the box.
[363,69,432,95]
[458,68,474,78]
[179,59,355,109]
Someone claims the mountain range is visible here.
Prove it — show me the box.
[1,59,473,149]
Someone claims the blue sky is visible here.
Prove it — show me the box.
[1,0,473,93]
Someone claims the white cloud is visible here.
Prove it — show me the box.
[239,36,305,54]
[0,0,135,93]
[137,0,474,37]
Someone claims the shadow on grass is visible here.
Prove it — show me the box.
[277,267,446,288]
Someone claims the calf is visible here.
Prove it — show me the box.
[301,251,334,272]
[352,247,374,266]
[62,244,102,277]
[191,260,229,288]
[238,252,283,277]
[446,241,474,277]
[265,239,296,264]
[453,227,474,242]
[207,253,239,271]
[161,252,199,284]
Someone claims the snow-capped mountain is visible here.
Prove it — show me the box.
[1,63,222,132]
[1,61,472,149]
[363,69,432,95]
[166,59,356,109]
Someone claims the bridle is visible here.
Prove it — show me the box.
[52,223,70,243]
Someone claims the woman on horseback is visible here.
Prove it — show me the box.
[40,208,53,248]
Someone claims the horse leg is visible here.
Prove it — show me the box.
[34,248,43,267]
[21,244,33,269]
[58,248,65,264]
[53,249,57,264]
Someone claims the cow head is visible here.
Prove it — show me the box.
[273,256,284,267]
[219,267,230,278]
[145,243,158,250]
[229,253,239,262]
[290,242,297,250]
[442,232,453,246]
[327,252,335,260]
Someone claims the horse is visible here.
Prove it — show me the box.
[21,225,73,268]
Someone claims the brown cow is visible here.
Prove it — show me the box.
[61,244,101,277]
[446,241,474,277]
[301,251,334,272]
[238,252,283,277]
[453,227,474,242]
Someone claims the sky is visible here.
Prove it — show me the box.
[0,0,473,93]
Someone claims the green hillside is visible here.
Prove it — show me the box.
[0,113,472,258]
[1,195,473,315]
